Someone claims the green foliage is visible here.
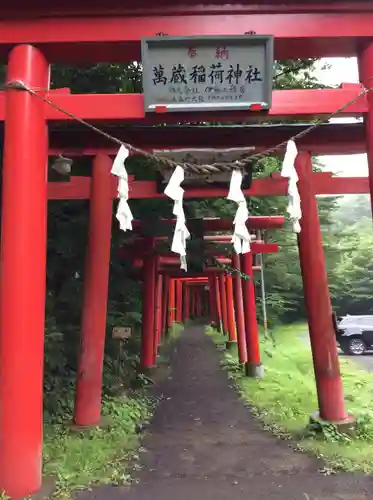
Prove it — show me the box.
[34,56,373,480]
[51,63,142,93]
[208,323,373,473]
[43,395,152,498]
[327,200,373,315]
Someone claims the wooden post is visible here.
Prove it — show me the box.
[231,254,248,363]
[141,242,157,369]
[74,154,113,426]
[0,44,49,498]
[241,253,263,378]
[296,152,351,423]
[225,275,237,348]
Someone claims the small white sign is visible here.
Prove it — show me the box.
[112,326,132,340]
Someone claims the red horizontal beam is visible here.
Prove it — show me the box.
[176,277,208,282]
[159,266,261,277]
[2,2,373,19]
[134,257,232,266]
[0,85,365,125]
[185,282,209,286]
[46,174,371,201]
[118,242,278,259]
[132,216,285,230]
[0,13,369,61]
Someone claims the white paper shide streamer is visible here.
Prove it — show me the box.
[111,145,134,232]
[281,140,301,233]
[164,166,190,271]
[227,169,251,254]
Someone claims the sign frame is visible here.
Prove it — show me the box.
[112,326,132,340]
[141,35,274,113]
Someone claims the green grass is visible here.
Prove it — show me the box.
[207,322,373,474]
[43,395,152,498]
[43,322,184,498]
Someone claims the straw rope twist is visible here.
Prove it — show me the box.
[5,79,372,175]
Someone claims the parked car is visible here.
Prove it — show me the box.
[335,315,373,355]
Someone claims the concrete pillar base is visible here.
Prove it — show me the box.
[226,340,237,350]
[245,362,264,379]
[309,412,356,436]
[29,477,56,500]
[69,416,112,432]
[138,365,157,378]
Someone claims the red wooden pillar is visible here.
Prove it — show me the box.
[196,287,202,317]
[141,244,157,369]
[201,288,206,317]
[168,278,176,328]
[218,274,229,335]
[208,275,218,326]
[296,152,350,423]
[225,275,237,347]
[161,274,169,337]
[190,286,195,318]
[241,252,263,378]
[154,272,163,355]
[74,154,113,427]
[0,44,49,498]
[215,274,223,332]
[175,279,183,322]
[204,287,210,318]
[358,43,373,218]
[232,254,248,363]
[183,284,190,322]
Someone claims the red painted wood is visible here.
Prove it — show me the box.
[175,279,183,322]
[141,245,157,368]
[183,283,190,322]
[358,42,373,218]
[0,45,49,499]
[161,274,169,338]
[0,86,365,123]
[195,287,202,317]
[214,274,223,332]
[0,13,368,61]
[46,175,371,201]
[231,254,247,363]
[1,1,372,18]
[225,275,237,343]
[241,252,261,367]
[119,244,278,263]
[168,278,176,328]
[74,154,113,427]
[219,274,229,335]
[154,272,163,353]
[296,152,347,422]
[208,275,218,326]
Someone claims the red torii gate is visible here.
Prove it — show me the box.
[1,2,373,497]
[118,231,280,370]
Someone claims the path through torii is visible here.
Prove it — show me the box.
[1,7,373,498]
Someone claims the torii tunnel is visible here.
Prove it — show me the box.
[1,0,373,497]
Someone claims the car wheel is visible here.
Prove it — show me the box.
[346,337,366,356]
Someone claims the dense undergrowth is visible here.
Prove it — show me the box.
[44,396,152,498]
[207,323,373,474]
[43,323,183,498]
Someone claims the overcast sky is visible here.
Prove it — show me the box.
[314,58,368,177]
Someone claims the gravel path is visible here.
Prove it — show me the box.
[78,326,373,500]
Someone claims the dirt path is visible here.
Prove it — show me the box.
[79,326,373,500]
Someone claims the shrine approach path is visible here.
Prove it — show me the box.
[78,326,373,500]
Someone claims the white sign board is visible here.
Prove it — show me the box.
[141,35,274,113]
